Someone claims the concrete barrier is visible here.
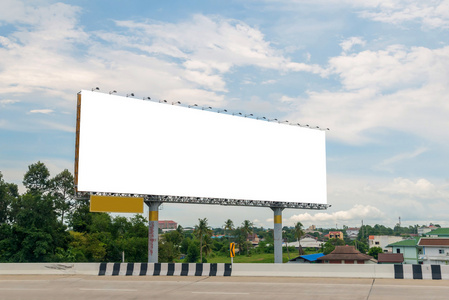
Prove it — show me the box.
[0,263,100,275]
[1,263,448,279]
[231,263,395,278]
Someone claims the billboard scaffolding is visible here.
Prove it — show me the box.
[75,90,330,263]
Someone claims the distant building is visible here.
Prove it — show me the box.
[369,235,403,252]
[424,228,449,238]
[158,220,177,231]
[387,237,420,264]
[418,225,439,236]
[418,238,449,265]
[317,245,375,264]
[284,237,324,250]
[288,253,325,263]
[346,228,360,240]
[326,231,344,240]
[247,233,260,246]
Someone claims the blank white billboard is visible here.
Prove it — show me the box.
[76,90,327,204]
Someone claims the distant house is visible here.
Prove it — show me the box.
[288,253,325,263]
[284,237,324,250]
[387,237,420,264]
[346,228,360,240]
[425,228,449,238]
[377,253,404,264]
[317,245,375,264]
[325,231,344,240]
[418,225,439,236]
[418,238,449,265]
[369,235,403,252]
[247,233,259,246]
[158,220,177,232]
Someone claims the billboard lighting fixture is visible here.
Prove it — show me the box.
[109,90,117,95]
[232,112,242,116]
[244,114,253,118]
[268,118,278,122]
[188,104,198,108]
[91,87,99,91]
[217,109,227,113]
[143,97,151,100]
[126,93,135,97]
[172,101,181,105]
[202,106,212,110]
[159,100,167,103]
[256,117,267,120]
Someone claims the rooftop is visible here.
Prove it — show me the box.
[378,253,404,263]
[317,246,373,261]
[387,237,419,247]
[418,238,449,246]
[426,228,449,236]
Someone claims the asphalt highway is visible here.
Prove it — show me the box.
[0,275,448,300]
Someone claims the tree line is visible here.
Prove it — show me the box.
[0,161,432,263]
[0,162,290,263]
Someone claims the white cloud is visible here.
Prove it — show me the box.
[289,204,385,223]
[287,44,449,144]
[379,177,449,199]
[340,37,366,53]
[376,147,428,172]
[356,0,449,29]
[29,109,53,114]
[0,99,19,106]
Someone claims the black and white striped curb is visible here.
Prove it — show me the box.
[98,263,232,276]
[394,264,449,280]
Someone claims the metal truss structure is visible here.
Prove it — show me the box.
[76,192,330,210]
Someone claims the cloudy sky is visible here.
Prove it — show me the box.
[1,0,449,229]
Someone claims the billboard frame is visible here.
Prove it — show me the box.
[74,90,330,210]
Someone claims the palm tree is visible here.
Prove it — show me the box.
[241,220,254,256]
[224,219,234,238]
[294,221,305,255]
[194,218,212,262]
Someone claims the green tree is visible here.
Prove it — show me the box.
[185,240,200,262]
[0,172,18,224]
[49,169,74,224]
[22,161,50,193]
[294,221,305,255]
[323,238,345,255]
[201,234,213,262]
[224,219,234,238]
[241,220,254,256]
[194,218,212,263]
[68,196,91,232]
[368,246,383,259]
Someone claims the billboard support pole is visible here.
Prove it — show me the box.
[146,201,161,263]
[271,207,284,264]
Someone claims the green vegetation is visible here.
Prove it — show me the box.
[0,161,438,263]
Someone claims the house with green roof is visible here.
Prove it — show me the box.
[387,237,421,264]
[425,228,449,238]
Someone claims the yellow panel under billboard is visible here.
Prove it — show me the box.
[90,195,144,213]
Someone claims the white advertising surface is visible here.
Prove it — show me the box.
[76,90,327,204]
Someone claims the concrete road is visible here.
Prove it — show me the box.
[0,275,448,300]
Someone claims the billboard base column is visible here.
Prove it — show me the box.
[146,201,161,263]
[271,207,284,264]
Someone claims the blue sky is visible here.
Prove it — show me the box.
[1,0,449,229]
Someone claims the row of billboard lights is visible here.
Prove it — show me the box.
[91,87,329,131]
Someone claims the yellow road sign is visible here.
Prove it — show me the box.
[230,242,235,258]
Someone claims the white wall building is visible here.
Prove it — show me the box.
[418,238,449,265]
[369,235,404,252]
